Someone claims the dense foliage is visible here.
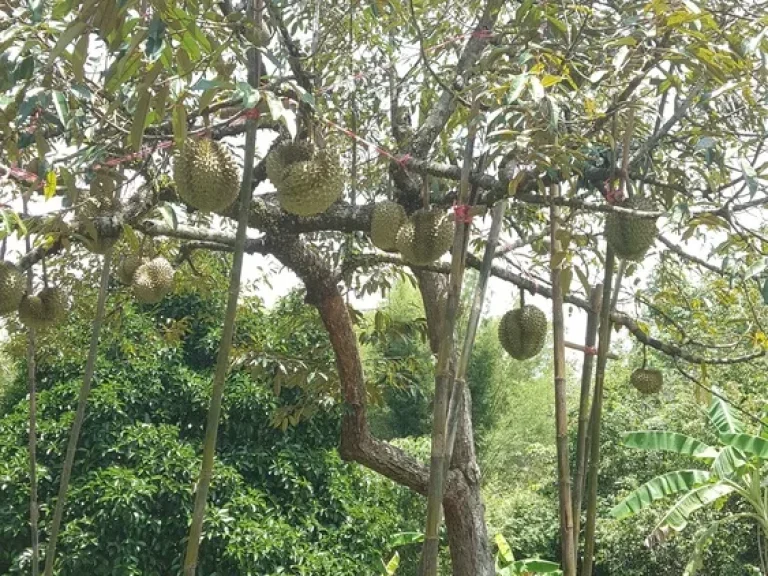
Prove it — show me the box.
[0,279,423,575]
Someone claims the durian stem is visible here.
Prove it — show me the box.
[571,283,602,551]
[581,248,617,576]
[419,100,480,576]
[550,183,577,576]
[444,199,506,480]
[182,1,262,573]
[22,196,39,576]
[43,250,113,576]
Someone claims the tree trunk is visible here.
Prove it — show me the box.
[444,478,493,576]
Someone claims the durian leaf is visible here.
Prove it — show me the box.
[49,21,88,68]
[646,482,736,545]
[609,470,712,520]
[44,170,57,200]
[172,102,187,147]
[708,394,744,436]
[130,91,151,152]
[158,204,178,230]
[719,433,768,460]
[622,431,719,459]
[740,157,758,198]
[495,532,514,563]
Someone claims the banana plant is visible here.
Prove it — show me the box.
[494,534,562,576]
[380,532,561,575]
[609,394,768,574]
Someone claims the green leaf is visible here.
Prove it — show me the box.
[172,102,187,148]
[511,559,562,573]
[383,551,399,575]
[50,21,88,68]
[740,157,758,198]
[683,523,721,576]
[708,394,744,436]
[495,532,514,563]
[610,470,712,520]
[762,277,768,305]
[52,91,70,128]
[622,431,719,459]
[647,482,736,545]
[72,32,89,83]
[158,203,178,229]
[720,433,768,459]
[44,170,57,200]
[711,445,747,479]
[388,531,424,548]
[130,91,151,152]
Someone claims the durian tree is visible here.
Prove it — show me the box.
[1,1,768,575]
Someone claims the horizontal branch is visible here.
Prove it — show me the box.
[340,252,765,366]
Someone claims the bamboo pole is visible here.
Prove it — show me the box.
[443,199,507,474]
[550,182,576,576]
[182,2,262,573]
[22,196,39,576]
[43,251,113,576]
[580,250,615,575]
[571,283,602,549]
[419,101,480,576]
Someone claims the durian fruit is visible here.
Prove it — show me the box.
[630,368,663,394]
[18,287,65,329]
[174,138,240,213]
[265,142,345,217]
[395,208,454,265]
[117,254,145,285]
[0,261,24,316]
[132,257,175,304]
[604,197,659,261]
[18,295,46,329]
[370,200,407,252]
[39,287,66,323]
[89,170,118,198]
[498,304,548,360]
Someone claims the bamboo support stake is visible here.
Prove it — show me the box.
[581,251,616,575]
[183,2,262,573]
[43,251,113,576]
[22,196,39,576]
[444,199,507,476]
[571,283,602,548]
[550,182,577,576]
[419,101,480,576]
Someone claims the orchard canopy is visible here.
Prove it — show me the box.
[1,0,768,574]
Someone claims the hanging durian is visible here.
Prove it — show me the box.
[370,200,407,252]
[132,257,175,304]
[630,368,663,394]
[18,287,65,329]
[265,141,344,216]
[395,208,454,265]
[0,261,24,316]
[604,197,659,261]
[89,170,118,198]
[498,304,548,360]
[174,138,240,213]
[117,254,146,285]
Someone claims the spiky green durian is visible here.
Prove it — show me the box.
[371,201,407,252]
[18,295,46,329]
[605,197,659,261]
[630,368,663,394]
[174,138,240,213]
[266,142,345,216]
[39,287,65,323]
[117,254,145,285]
[395,208,454,265]
[498,305,548,360]
[132,257,175,304]
[0,261,24,316]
